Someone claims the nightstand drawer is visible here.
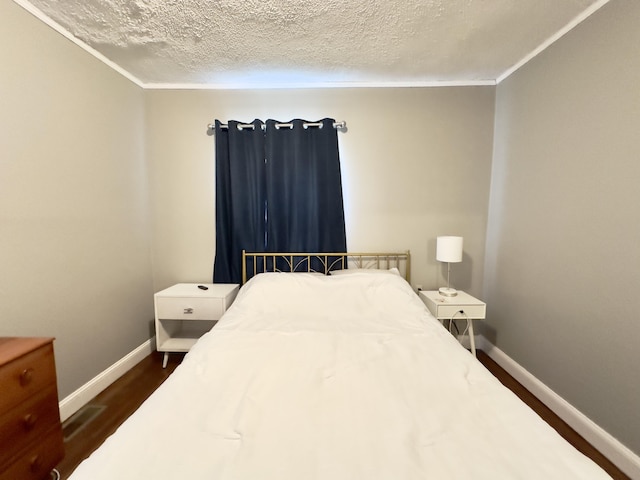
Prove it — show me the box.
[155,297,226,320]
[420,290,486,320]
[432,303,486,319]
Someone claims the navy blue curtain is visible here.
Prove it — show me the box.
[213,118,346,283]
[213,119,266,284]
[265,118,346,272]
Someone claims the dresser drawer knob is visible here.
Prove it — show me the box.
[20,368,35,386]
[23,413,38,430]
[29,454,43,472]
[184,308,194,314]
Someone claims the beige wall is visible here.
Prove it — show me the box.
[485,0,640,455]
[0,1,154,397]
[145,87,495,294]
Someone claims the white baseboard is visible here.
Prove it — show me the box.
[479,335,640,479]
[59,338,155,422]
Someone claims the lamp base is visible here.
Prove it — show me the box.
[439,287,458,297]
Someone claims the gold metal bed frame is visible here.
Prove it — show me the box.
[241,250,411,284]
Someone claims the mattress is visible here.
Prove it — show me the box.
[69,271,611,479]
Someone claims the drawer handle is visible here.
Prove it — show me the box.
[184,308,194,314]
[20,368,35,386]
[30,454,43,472]
[23,413,38,430]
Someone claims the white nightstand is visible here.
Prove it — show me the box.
[154,283,239,367]
[419,290,486,357]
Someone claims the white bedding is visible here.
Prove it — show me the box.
[70,272,610,479]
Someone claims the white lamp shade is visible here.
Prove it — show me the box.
[436,236,463,263]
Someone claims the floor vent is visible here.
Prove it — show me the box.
[62,404,106,442]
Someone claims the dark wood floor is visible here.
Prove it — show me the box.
[57,350,628,479]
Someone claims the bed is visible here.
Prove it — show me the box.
[68,252,611,479]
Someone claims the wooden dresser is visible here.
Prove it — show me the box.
[0,338,64,480]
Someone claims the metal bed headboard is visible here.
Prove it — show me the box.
[241,250,411,284]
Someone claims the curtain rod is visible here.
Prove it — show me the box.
[206,120,346,134]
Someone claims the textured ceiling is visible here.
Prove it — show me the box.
[18,0,608,88]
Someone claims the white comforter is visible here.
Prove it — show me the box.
[70,272,610,479]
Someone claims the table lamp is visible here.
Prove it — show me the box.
[436,236,463,297]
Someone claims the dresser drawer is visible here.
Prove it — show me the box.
[0,427,64,480]
[0,387,61,469]
[0,343,56,413]
[155,296,226,321]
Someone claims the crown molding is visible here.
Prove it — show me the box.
[142,79,496,90]
[496,0,612,84]
[13,0,145,88]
